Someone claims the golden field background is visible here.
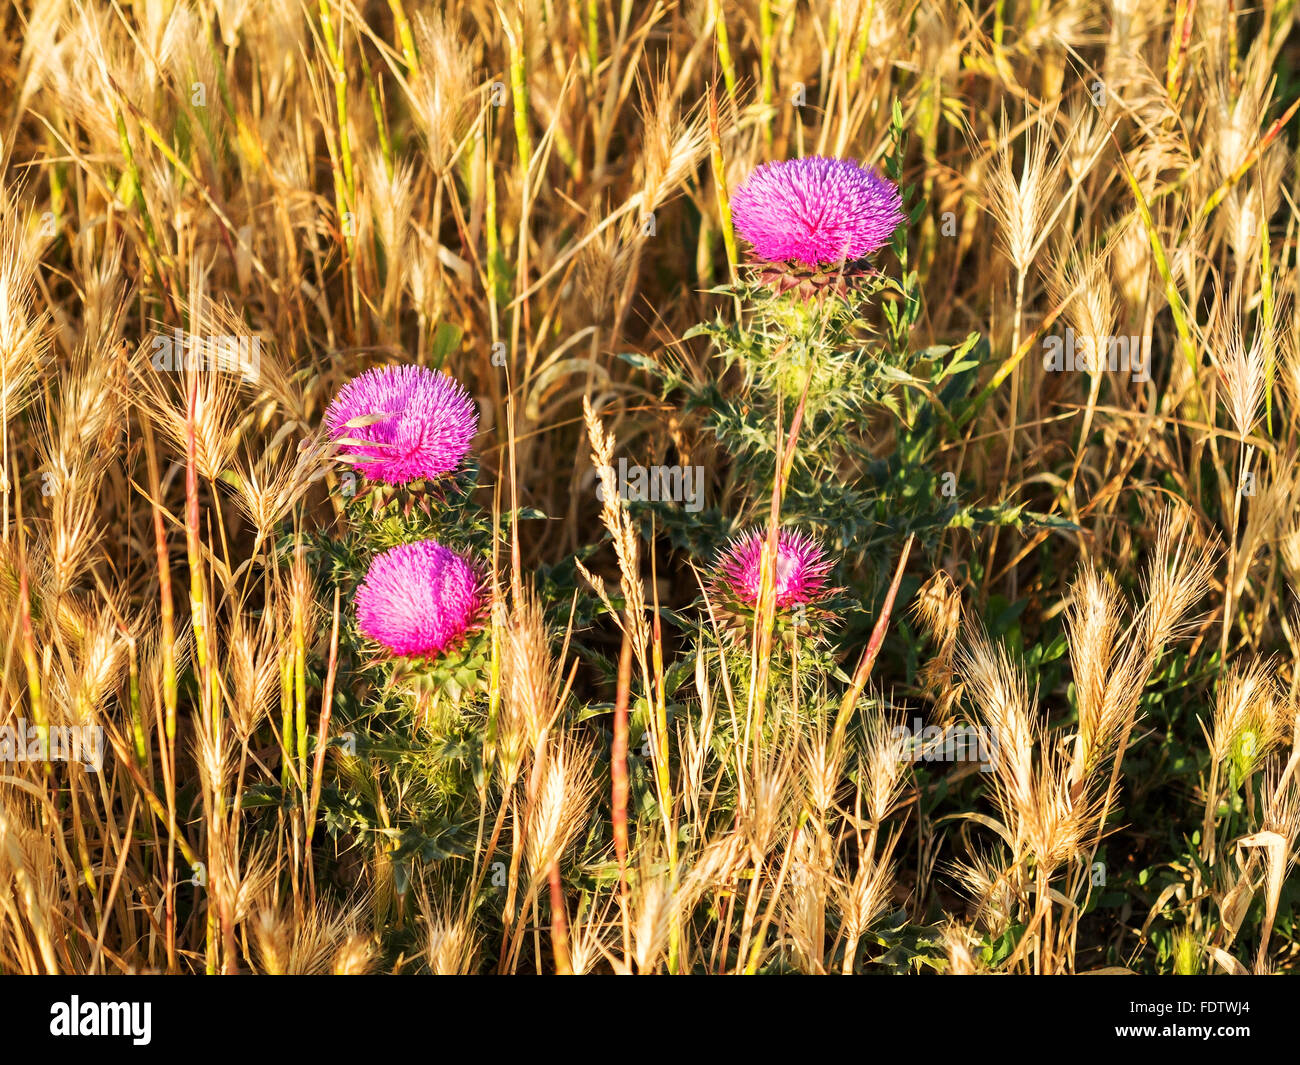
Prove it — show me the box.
[0,0,1298,973]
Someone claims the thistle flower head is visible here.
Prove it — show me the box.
[325,365,477,485]
[356,539,484,657]
[731,157,903,268]
[713,528,834,610]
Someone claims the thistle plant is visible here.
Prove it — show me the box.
[720,153,910,413]
[637,116,987,580]
[712,527,835,611]
[706,527,839,639]
[596,123,1079,963]
[355,539,486,658]
[300,364,496,932]
[630,109,1065,627]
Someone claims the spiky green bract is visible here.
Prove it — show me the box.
[389,625,493,706]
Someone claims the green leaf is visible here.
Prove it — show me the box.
[430,321,464,369]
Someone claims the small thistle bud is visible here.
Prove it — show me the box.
[707,528,837,638]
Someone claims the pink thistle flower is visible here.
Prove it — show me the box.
[713,528,834,610]
[356,539,484,657]
[325,365,477,485]
[730,157,903,268]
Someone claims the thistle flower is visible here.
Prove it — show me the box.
[712,528,835,610]
[325,365,477,485]
[356,539,484,657]
[730,157,903,269]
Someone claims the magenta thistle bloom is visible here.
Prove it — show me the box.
[356,539,484,657]
[325,365,477,485]
[730,157,903,267]
[713,528,834,610]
